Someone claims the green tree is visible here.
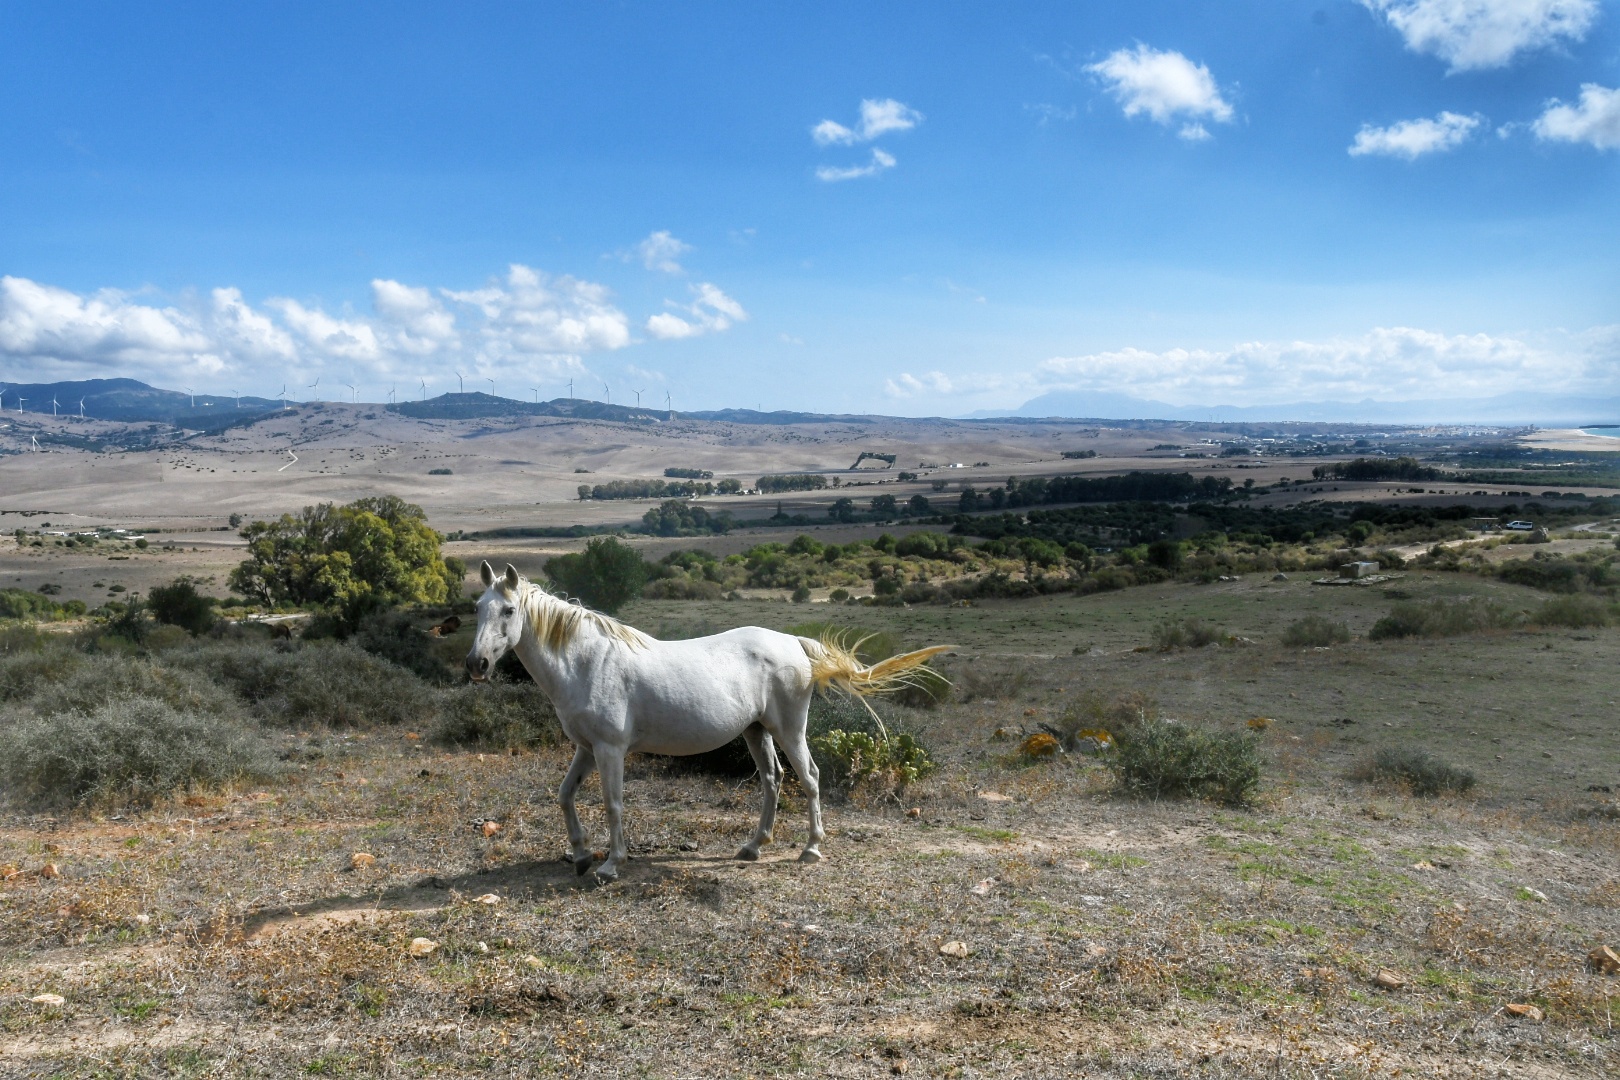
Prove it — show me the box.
[544,537,649,614]
[228,496,463,626]
[148,576,217,635]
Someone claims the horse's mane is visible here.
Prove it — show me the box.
[516,578,651,652]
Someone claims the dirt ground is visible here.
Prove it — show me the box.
[3,576,1618,1077]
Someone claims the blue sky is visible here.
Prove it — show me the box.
[0,1,1616,415]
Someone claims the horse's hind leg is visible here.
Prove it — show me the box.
[775,718,825,864]
[558,745,596,875]
[736,724,781,861]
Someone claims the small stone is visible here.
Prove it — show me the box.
[1272,573,1288,581]
[969,877,997,896]
[30,993,64,1006]
[1085,943,1108,958]
[939,940,972,958]
[1520,887,1549,903]
[1504,1003,1543,1021]
[405,732,421,741]
[905,807,921,818]
[39,862,60,879]
[350,852,376,870]
[680,841,699,851]
[1019,733,1060,759]
[476,941,489,953]
[134,913,151,925]
[1588,945,1620,975]
[977,791,1013,803]
[481,821,503,838]
[1373,969,1406,990]
[1411,861,1435,871]
[473,893,501,905]
[522,955,544,968]
[407,937,438,958]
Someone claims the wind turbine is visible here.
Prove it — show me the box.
[486,377,495,398]
[307,376,320,401]
[567,379,574,400]
[344,380,357,403]
[419,378,428,400]
[16,397,25,413]
[455,371,465,394]
[0,387,7,410]
[78,398,85,418]
[50,396,59,416]
[30,435,40,451]
[529,387,539,403]
[603,382,610,405]
[665,391,672,419]
[633,388,645,407]
[388,384,396,404]
[279,384,288,410]
[183,387,194,409]
[231,388,241,408]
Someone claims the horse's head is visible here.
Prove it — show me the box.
[466,560,524,681]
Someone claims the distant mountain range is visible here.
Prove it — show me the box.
[0,378,281,423]
[976,389,1620,427]
[2,377,1612,429]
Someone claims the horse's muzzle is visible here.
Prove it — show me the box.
[465,652,491,681]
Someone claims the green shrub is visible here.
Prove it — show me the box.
[1352,747,1475,797]
[354,608,458,684]
[1529,593,1612,629]
[1281,615,1351,648]
[0,643,84,703]
[148,576,218,636]
[27,654,242,721]
[544,537,649,614]
[812,728,934,793]
[0,698,277,808]
[166,642,426,727]
[1153,617,1226,651]
[1368,597,1519,640]
[433,682,561,750]
[891,664,950,709]
[1108,720,1262,805]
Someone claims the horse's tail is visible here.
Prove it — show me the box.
[799,632,953,698]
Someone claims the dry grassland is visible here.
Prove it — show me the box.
[3,575,1618,1078]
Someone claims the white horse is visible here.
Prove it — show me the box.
[465,561,947,881]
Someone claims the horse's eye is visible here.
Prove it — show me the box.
[502,606,515,617]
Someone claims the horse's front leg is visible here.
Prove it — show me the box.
[558,745,596,875]
[593,745,628,882]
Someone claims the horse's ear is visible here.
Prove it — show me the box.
[479,560,495,588]
[503,563,521,593]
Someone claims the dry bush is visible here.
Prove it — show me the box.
[1281,614,1351,648]
[1530,593,1613,629]
[433,681,561,750]
[951,659,1029,703]
[167,641,427,727]
[1352,747,1475,796]
[0,697,277,808]
[1049,689,1152,751]
[1152,617,1226,651]
[1369,597,1519,640]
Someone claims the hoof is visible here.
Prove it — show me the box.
[573,857,593,876]
[798,849,823,864]
[734,847,760,862]
[594,865,619,883]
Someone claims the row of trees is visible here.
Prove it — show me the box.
[578,478,742,500]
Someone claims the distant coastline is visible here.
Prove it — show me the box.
[1581,427,1620,439]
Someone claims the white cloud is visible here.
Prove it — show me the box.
[1350,111,1482,158]
[0,263,736,394]
[816,148,897,182]
[1533,83,1620,149]
[1360,0,1599,72]
[812,99,922,145]
[635,230,692,274]
[885,326,1609,406]
[1086,45,1233,131]
[0,276,216,380]
[645,282,748,340]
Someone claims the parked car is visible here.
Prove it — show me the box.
[1504,520,1536,531]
